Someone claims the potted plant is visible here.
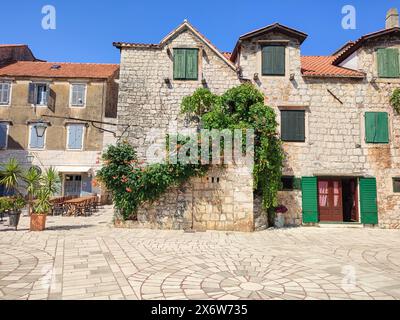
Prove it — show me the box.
[24,167,41,216]
[274,205,288,228]
[30,168,60,232]
[8,197,26,230]
[0,197,11,224]
[0,159,25,230]
[30,189,51,231]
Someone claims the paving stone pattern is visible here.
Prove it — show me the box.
[1,207,400,300]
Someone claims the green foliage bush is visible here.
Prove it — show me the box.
[390,88,400,114]
[97,142,207,220]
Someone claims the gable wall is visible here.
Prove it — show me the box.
[117,28,255,231]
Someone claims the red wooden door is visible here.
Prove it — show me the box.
[318,179,343,222]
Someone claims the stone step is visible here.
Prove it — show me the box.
[318,223,364,229]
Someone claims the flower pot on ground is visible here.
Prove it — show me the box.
[30,189,51,232]
[274,205,288,229]
[30,213,47,232]
[30,168,60,232]
[0,197,11,225]
[7,197,26,231]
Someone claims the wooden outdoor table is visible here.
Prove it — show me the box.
[64,196,97,216]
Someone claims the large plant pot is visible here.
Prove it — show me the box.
[8,211,21,231]
[274,212,286,228]
[30,214,47,232]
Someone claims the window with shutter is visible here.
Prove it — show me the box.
[393,178,400,193]
[281,110,305,142]
[70,84,86,107]
[0,123,8,149]
[0,82,11,105]
[262,45,285,76]
[29,124,45,149]
[28,83,49,106]
[377,48,400,78]
[173,48,198,80]
[67,124,84,150]
[365,112,389,144]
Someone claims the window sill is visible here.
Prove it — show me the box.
[374,78,400,83]
[282,141,307,146]
[69,106,86,109]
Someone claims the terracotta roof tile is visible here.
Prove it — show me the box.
[222,52,232,59]
[333,27,400,65]
[301,56,365,78]
[0,61,119,79]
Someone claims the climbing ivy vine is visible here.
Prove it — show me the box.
[390,88,400,114]
[182,83,284,216]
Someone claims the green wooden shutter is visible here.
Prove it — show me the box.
[185,49,198,80]
[262,46,285,76]
[365,112,389,143]
[173,49,186,80]
[375,112,389,143]
[273,46,285,75]
[365,112,376,143]
[281,110,305,142]
[378,49,387,77]
[281,110,290,141]
[360,178,378,225]
[295,111,305,141]
[386,49,400,78]
[262,46,274,75]
[378,48,400,78]
[302,177,318,223]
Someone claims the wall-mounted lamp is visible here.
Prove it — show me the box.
[253,73,259,80]
[34,120,48,138]
[164,78,171,85]
[289,73,295,81]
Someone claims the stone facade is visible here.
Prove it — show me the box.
[116,19,400,231]
[239,31,400,229]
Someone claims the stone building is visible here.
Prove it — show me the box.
[0,46,119,198]
[115,8,400,231]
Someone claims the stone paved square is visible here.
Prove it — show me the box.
[0,207,400,300]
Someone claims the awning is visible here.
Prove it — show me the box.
[55,166,92,173]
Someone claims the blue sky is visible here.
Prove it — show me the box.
[1,0,399,63]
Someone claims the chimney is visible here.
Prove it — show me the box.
[386,8,399,29]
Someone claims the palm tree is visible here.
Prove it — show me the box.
[24,167,41,215]
[42,167,61,196]
[0,158,24,195]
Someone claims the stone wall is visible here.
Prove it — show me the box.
[123,165,254,232]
